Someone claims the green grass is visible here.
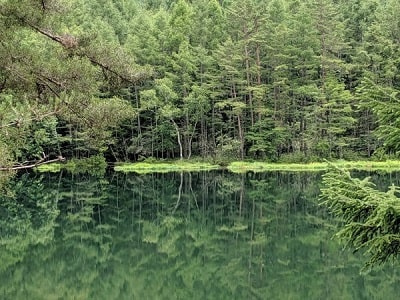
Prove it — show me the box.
[226,160,400,173]
[35,163,63,172]
[38,159,400,174]
[116,160,400,174]
[114,161,220,173]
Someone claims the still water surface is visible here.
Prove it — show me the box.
[0,170,399,299]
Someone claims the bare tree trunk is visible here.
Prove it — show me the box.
[171,119,183,160]
[244,43,254,127]
[187,121,198,160]
[256,42,262,124]
[238,114,244,160]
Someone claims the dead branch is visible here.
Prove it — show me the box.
[0,155,65,171]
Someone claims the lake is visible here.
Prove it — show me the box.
[0,170,399,299]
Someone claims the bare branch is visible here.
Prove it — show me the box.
[0,155,65,171]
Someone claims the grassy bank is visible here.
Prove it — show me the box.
[114,161,220,173]
[115,160,400,173]
[36,158,400,174]
[226,160,400,173]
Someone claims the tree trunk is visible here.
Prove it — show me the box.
[238,114,244,160]
[244,42,254,127]
[171,119,183,160]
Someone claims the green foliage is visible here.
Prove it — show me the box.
[246,119,289,160]
[36,154,107,176]
[0,0,150,167]
[3,0,400,164]
[64,155,107,175]
[0,173,60,272]
[63,96,136,150]
[357,77,400,155]
[320,166,400,268]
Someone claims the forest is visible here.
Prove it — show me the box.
[2,0,400,167]
[1,0,400,276]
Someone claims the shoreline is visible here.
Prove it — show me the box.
[34,158,400,174]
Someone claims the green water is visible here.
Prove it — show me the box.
[0,170,399,299]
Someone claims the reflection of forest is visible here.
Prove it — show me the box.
[0,171,399,299]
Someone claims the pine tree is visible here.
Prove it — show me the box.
[320,166,400,268]
[0,0,150,166]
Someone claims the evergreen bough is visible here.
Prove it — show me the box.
[320,166,400,268]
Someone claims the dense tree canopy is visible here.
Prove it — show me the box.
[2,0,400,166]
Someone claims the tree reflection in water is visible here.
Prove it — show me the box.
[0,170,399,299]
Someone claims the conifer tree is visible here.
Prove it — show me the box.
[320,166,400,268]
[0,0,150,166]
